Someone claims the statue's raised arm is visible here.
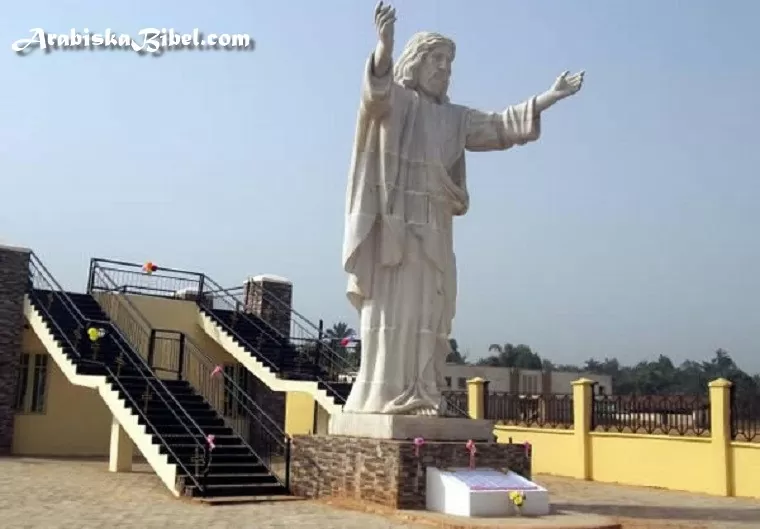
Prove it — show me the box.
[373,2,396,77]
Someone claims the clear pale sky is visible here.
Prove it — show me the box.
[2,1,758,370]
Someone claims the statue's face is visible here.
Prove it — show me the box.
[418,45,452,100]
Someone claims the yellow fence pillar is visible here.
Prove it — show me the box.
[708,378,733,496]
[571,378,594,480]
[467,377,485,419]
[108,415,133,473]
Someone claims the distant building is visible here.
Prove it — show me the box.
[440,364,613,395]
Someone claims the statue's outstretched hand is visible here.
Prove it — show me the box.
[374,2,396,51]
[550,70,585,100]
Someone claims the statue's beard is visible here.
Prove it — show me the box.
[418,78,449,103]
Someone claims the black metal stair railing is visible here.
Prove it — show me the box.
[88,260,291,489]
[199,276,354,382]
[27,252,211,495]
[201,278,470,417]
[85,257,470,417]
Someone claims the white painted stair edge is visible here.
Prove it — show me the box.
[24,295,182,497]
[197,309,344,416]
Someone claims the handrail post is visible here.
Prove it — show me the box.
[316,320,324,375]
[284,437,291,492]
[198,274,206,304]
[177,333,186,381]
[483,379,491,420]
[147,329,156,368]
[86,258,96,294]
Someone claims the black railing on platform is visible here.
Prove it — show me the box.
[88,260,291,488]
[591,394,710,436]
[28,252,211,495]
[730,385,760,443]
[485,392,574,429]
[200,278,355,383]
[86,257,471,416]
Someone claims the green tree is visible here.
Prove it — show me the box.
[323,321,358,370]
[478,343,542,369]
[476,343,759,397]
[446,338,469,364]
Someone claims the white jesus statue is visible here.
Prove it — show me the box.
[341,3,584,416]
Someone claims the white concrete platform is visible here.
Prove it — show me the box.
[426,467,550,517]
[328,413,494,441]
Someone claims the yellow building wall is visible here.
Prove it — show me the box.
[12,328,114,457]
[126,294,315,436]
[731,443,760,498]
[285,392,315,435]
[122,294,237,368]
[588,433,713,493]
[494,426,577,477]
[490,378,760,500]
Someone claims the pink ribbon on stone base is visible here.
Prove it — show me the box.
[413,437,425,457]
[466,439,477,469]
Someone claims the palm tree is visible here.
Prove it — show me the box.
[324,321,359,371]
[324,321,356,341]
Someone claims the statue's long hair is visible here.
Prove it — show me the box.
[393,32,456,103]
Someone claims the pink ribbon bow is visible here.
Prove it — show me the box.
[206,434,216,451]
[466,439,477,469]
[210,365,222,378]
[413,437,425,457]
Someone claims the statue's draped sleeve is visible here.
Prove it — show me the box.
[342,53,401,311]
[464,97,542,152]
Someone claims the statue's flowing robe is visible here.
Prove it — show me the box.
[341,53,542,414]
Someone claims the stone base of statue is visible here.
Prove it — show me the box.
[328,412,494,441]
[289,413,531,510]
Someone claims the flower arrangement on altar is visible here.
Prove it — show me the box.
[508,490,526,515]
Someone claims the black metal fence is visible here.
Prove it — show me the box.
[591,394,710,437]
[485,392,574,429]
[730,387,760,443]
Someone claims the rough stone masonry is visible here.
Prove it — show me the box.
[290,435,532,510]
[0,245,31,455]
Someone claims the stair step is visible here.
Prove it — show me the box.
[144,408,219,420]
[200,462,269,475]
[122,389,206,404]
[151,425,234,437]
[196,473,279,486]
[168,452,261,465]
[158,434,245,446]
[160,443,251,455]
[141,417,226,431]
[186,482,288,498]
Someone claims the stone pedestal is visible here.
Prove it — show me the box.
[329,413,494,441]
[243,274,292,339]
[290,434,531,510]
[0,244,31,455]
